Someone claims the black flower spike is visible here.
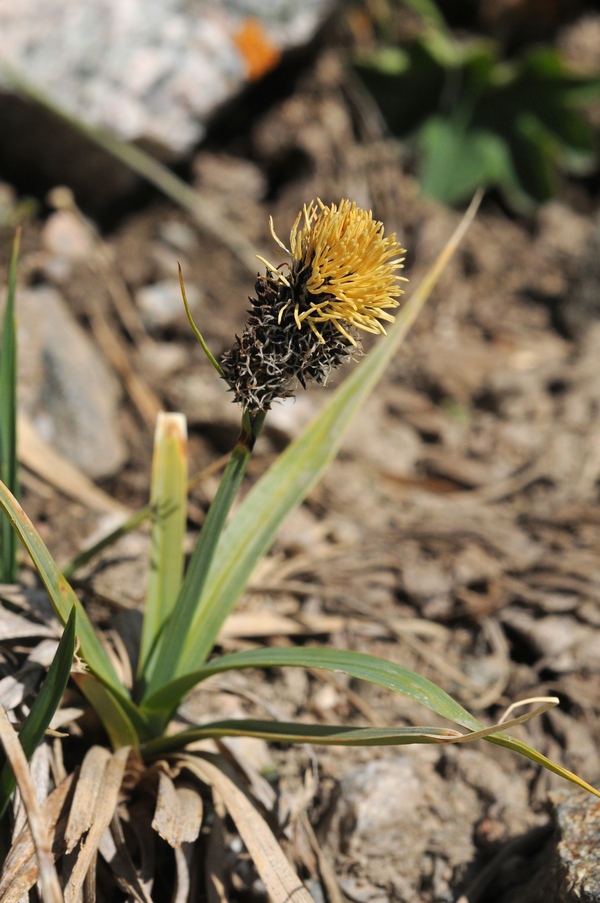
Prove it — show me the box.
[220,199,407,412]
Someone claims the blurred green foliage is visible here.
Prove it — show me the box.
[352,3,600,210]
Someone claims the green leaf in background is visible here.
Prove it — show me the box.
[61,502,151,579]
[418,116,517,206]
[352,24,600,209]
[0,230,20,583]
[137,413,188,685]
[0,607,76,818]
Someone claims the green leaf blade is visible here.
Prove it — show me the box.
[488,734,600,800]
[137,413,188,683]
[142,718,461,758]
[142,646,484,733]
[140,651,600,801]
[73,672,143,749]
[143,410,266,698]
[0,230,20,583]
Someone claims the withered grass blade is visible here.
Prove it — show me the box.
[97,814,153,903]
[82,851,97,903]
[152,771,203,847]
[205,813,228,903]
[300,813,344,903]
[63,746,130,903]
[173,843,195,903]
[0,773,74,903]
[185,754,315,903]
[64,746,112,854]
[0,705,63,903]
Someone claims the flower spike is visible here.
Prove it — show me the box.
[220,199,407,411]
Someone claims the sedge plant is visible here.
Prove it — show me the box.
[0,197,598,898]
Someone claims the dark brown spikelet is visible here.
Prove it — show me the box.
[220,277,357,411]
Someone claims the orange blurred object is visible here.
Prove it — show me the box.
[235,18,281,81]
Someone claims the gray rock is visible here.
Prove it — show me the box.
[324,753,479,899]
[507,788,600,903]
[135,278,202,331]
[0,0,334,161]
[17,285,126,479]
[551,789,600,903]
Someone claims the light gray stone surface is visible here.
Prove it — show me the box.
[0,0,334,157]
[17,285,126,479]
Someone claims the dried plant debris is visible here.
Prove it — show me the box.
[0,748,318,903]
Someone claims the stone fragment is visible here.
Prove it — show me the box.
[551,788,600,902]
[41,210,94,260]
[508,789,600,903]
[17,285,126,479]
[135,279,202,331]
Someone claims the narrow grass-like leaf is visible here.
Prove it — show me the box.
[0,479,148,743]
[72,673,141,749]
[141,651,600,799]
[0,607,76,818]
[185,754,315,903]
[140,706,562,753]
[142,646,483,728]
[485,733,600,799]
[0,707,63,903]
[0,230,20,583]
[145,700,562,756]
[164,194,483,684]
[137,413,188,683]
[143,411,265,696]
[142,720,463,757]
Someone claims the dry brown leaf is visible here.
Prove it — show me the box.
[216,739,277,812]
[63,746,130,903]
[13,744,52,841]
[151,772,203,847]
[0,705,63,903]
[206,812,228,903]
[0,604,59,641]
[82,851,97,903]
[0,773,74,902]
[119,789,156,894]
[65,746,112,854]
[299,813,343,903]
[184,753,315,903]
[97,814,153,903]
[173,843,195,903]
[0,640,61,712]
